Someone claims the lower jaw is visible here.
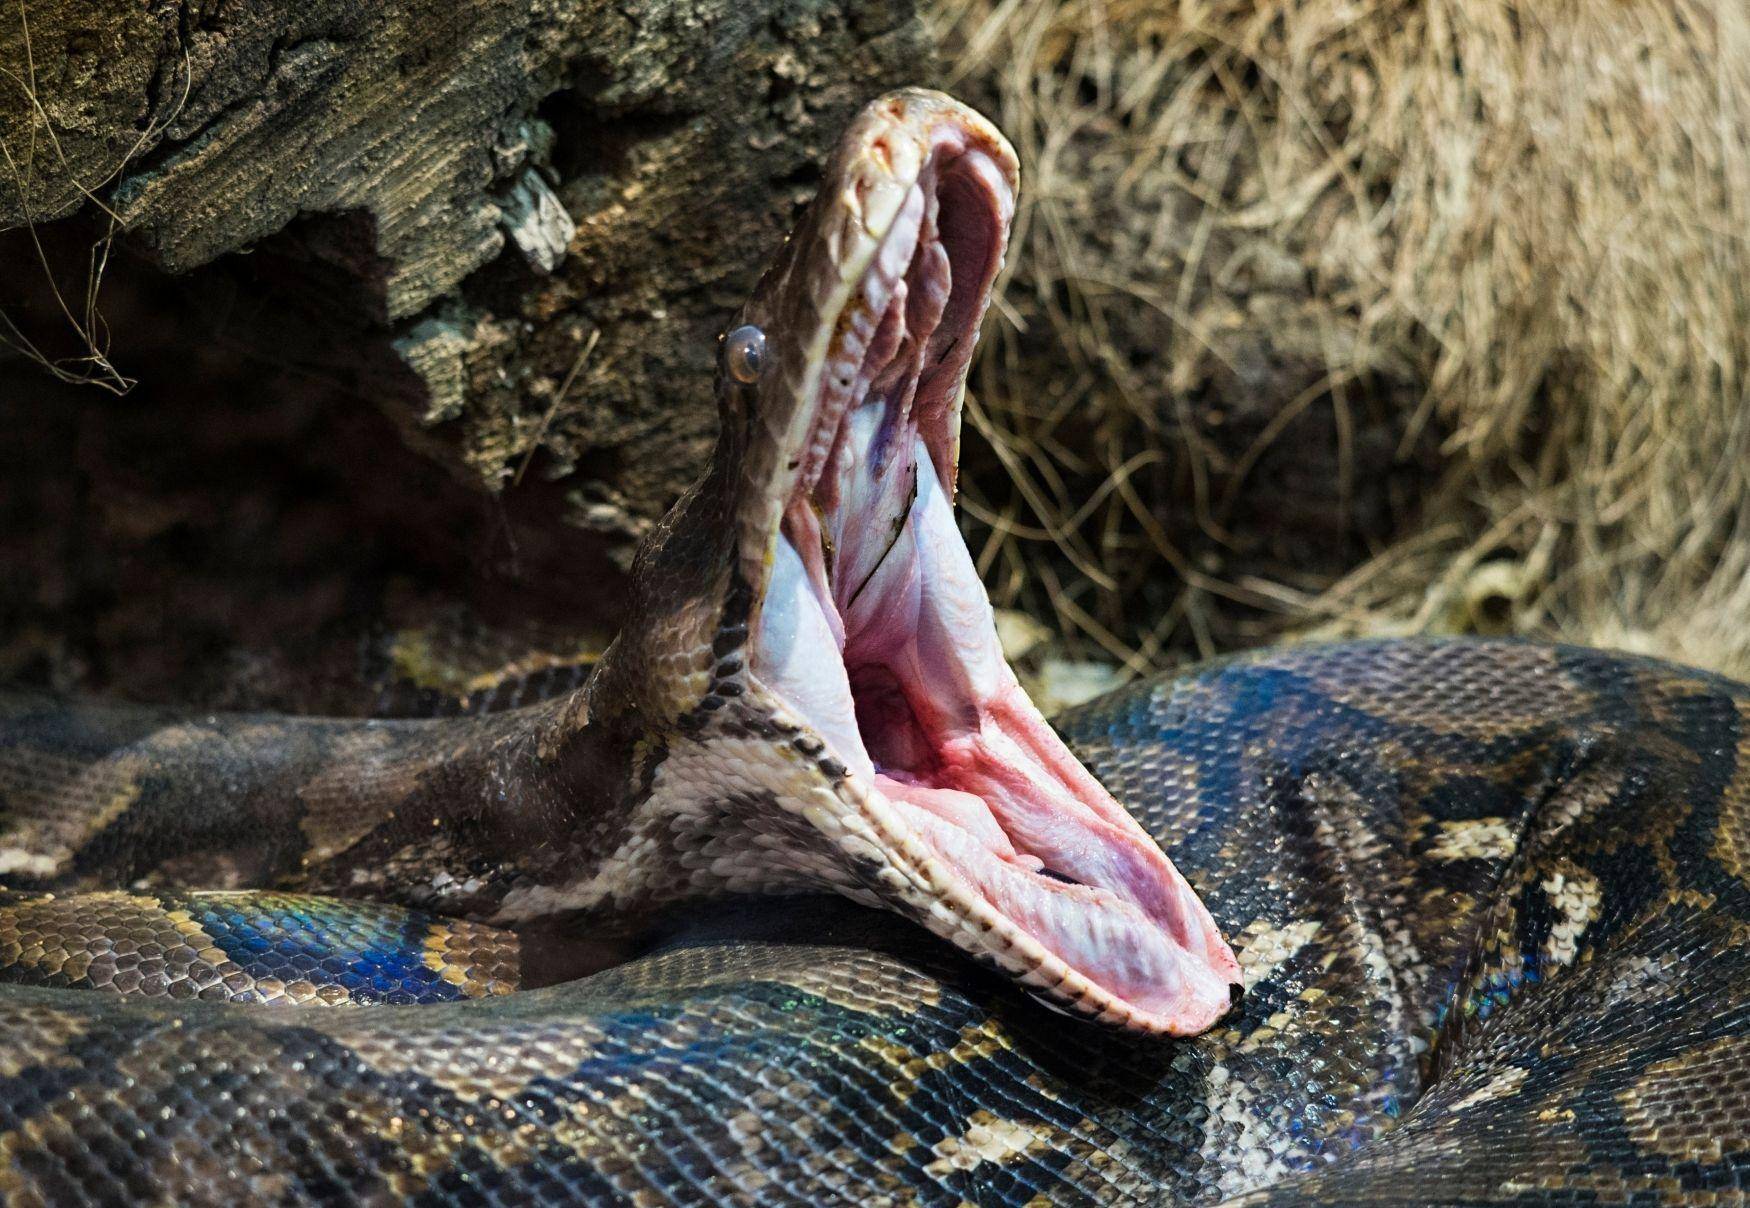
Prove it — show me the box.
[836,770,1241,1033]
[759,444,1239,1032]
[862,723,1239,1027]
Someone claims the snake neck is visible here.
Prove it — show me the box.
[286,650,665,924]
[299,631,840,931]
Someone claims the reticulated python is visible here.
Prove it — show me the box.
[0,90,1744,1205]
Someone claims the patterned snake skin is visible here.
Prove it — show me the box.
[4,89,1748,1203]
[0,638,1746,1203]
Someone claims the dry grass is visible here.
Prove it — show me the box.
[932,0,1750,680]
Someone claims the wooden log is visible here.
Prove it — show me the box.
[2,0,931,526]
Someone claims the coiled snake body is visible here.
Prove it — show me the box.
[0,93,1745,1205]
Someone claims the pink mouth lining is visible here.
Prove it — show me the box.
[754,133,1242,1034]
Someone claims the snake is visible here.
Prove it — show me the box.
[0,89,1745,1205]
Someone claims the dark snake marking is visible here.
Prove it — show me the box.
[0,637,1745,1203]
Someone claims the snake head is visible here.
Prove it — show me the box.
[612,90,1242,1035]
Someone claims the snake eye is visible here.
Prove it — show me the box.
[724,325,768,384]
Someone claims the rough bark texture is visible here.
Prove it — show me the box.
[4,0,926,516]
[7,0,563,318]
[0,0,930,706]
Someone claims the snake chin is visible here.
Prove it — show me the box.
[749,129,1242,1035]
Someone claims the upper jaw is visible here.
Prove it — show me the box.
[739,90,1242,1035]
[732,90,1019,608]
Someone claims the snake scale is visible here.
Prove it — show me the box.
[1,91,1747,1206]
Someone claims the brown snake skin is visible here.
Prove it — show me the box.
[0,639,1748,1203]
[2,90,1748,1204]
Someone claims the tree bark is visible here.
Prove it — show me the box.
[3,0,929,524]
[0,0,931,706]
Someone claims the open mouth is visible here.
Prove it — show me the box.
[751,101,1242,1034]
